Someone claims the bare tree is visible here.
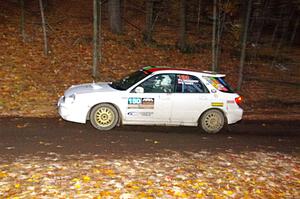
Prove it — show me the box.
[143,0,154,43]
[108,0,122,34]
[178,0,188,52]
[289,16,299,47]
[212,0,217,71]
[39,0,48,56]
[270,6,284,47]
[93,0,101,78]
[237,0,252,91]
[19,0,25,42]
[197,0,202,32]
[215,0,229,71]
[272,7,294,66]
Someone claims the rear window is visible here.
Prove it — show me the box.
[203,76,234,93]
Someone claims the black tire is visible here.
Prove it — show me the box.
[90,103,119,131]
[200,109,225,134]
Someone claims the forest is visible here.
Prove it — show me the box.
[0,0,299,119]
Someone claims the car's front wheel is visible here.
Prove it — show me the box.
[200,109,225,133]
[90,103,119,131]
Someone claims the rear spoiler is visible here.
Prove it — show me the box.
[202,70,226,77]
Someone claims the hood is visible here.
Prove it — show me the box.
[64,82,115,97]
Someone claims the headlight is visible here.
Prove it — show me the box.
[65,94,76,104]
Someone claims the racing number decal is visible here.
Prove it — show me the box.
[128,98,154,109]
[128,97,142,104]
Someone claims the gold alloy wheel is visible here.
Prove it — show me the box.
[94,107,115,127]
[201,109,224,133]
[90,104,119,131]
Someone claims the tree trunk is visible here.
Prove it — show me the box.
[197,0,202,32]
[216,0,227,72]
[178,0,187,52]
[39,0,48,56]
[98,0,101,66]
[143,0,154,43]
[237,0,252,91]
[239,0,247,44]
[289,16,299,47]
[19,0,25,42]
[271,7,283,46]
[212,0,217,71]
[108,0,122,34]
[92,0,101,78]
[254,0,269,45]
[272,9,294,66]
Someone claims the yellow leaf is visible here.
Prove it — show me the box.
[72,178,80,182]
[15,183,21,189]
[224,190,234,196]
[100,191,111,196]
[104,169,115,176]
[196,193,205,198]
[255,189,262,194]
[75,183,81,189]
[0,171,8,178]
[174,191,188,198]
[131,185,140,190]
[82,175,91,183]
[147,180,154,185]
[197,182,207,186]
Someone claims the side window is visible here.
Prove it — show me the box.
[138,74,175,93]
[176,74,208,93]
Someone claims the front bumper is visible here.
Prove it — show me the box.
[57,96,87,124]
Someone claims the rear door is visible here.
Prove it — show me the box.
[170,74,212,125]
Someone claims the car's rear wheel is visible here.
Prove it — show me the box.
[90,104,119,131]
[200,109,225,133]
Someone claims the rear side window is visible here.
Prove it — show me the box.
[203,76,234,93]
[176,74,209,93]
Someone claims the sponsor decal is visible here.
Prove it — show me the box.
[127,112,153,116]
[178,75,190,80]
[204,77,228,92]
[227,100,235,104]
[211,102,224,107]
[178,79,199,85]
[128,97,154,109]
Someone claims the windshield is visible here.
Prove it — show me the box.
[110,70,150,90]
[203,76,234,93]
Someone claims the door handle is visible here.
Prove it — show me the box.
[159,95,171,100]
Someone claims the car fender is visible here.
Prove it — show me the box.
[86,102,123,126]
[198,107,228,125]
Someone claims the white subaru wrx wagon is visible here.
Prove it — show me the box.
[58,66,243,133]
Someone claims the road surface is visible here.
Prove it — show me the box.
[0,117,299,157]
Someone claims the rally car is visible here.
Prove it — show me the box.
[58,66,243,133]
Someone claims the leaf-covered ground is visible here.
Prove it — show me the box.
[0,0,299,120]
[0,150,299,198]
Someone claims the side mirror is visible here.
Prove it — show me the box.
[134,86,144,93]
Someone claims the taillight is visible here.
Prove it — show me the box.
[235,96,242,105]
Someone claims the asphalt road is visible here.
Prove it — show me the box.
[0,118,299,157]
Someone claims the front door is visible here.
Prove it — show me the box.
[123,74,175,125]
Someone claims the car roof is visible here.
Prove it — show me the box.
[142,66,226,77]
